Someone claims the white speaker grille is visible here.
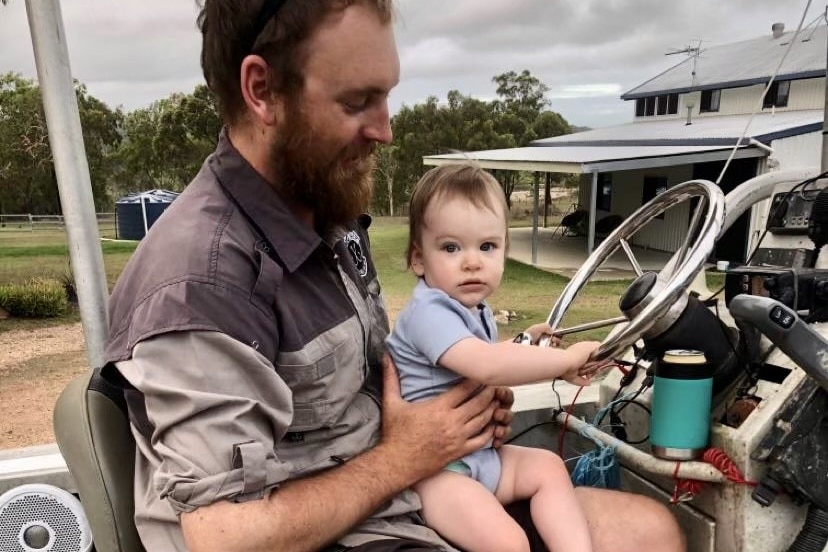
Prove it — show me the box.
[0,484,92,552]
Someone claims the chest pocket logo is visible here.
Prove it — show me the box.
[344,230,368,278]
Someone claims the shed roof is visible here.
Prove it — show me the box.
[622,25,827,99]
[423,144,765,174]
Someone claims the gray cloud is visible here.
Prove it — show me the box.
[1,0,817,126]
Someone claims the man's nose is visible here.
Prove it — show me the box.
[363,101,393,144]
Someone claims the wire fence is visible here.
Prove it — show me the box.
[0,213,117,238]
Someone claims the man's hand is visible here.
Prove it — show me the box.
[491,386,514,448]
[379,355,497,484]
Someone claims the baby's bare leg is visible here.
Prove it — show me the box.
[495,445,592,552]
[415,470,529,552]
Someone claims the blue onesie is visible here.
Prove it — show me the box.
[386,279,501,493]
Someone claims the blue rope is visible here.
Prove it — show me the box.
[568,392,639,490]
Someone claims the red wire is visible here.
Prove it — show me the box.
[671,447,758,503]
[558,384,584,457]
[557,364,624,457]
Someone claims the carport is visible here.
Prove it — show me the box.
[424,142,765,265]
[420,109,828,265]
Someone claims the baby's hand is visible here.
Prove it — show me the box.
[522,322,559,346]
[561,341,603,385]
[567,340,601,362]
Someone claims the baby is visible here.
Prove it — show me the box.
[387,163,603,552]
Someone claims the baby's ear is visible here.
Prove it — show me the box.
[410,247,425,276]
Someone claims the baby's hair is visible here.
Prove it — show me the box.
[406,163,509,268]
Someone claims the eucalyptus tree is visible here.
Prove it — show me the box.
[377,70,571,214]
[0,73,121,213]
[115,84,220,194]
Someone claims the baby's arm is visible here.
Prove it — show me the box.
[438,335,599,387]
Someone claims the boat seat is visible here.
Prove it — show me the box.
[53,369,145,552]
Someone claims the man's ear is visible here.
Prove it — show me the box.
[240,55,281,125]
[410,246,425,277]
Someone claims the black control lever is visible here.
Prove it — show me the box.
[729,295,828,392]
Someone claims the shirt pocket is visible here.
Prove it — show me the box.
[275,322,364,432]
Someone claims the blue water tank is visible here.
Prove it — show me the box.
[115,190,179,240]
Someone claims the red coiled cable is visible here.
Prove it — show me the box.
[671,447,757,503]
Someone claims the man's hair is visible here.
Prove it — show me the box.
[406,163,510,268]
[196,0,394,124]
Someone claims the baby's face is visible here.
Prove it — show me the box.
[411,194,507,309]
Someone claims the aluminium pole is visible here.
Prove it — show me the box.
[823,31,828,173]
[25,0,109,368]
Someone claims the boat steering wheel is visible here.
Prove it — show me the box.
[544,179,725,374]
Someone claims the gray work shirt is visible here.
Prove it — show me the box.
[104,131,457,551]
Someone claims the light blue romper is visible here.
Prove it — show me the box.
[386,279,501,493]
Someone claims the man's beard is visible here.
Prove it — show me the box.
[271,106,375,227]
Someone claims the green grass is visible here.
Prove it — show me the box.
[3,218,703,342]
[368,222,632,342]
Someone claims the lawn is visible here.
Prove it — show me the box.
[0,218,642,341]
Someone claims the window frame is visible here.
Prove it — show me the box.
[763,80,790,108]
[700,89,721,113]
[636,93,680,118]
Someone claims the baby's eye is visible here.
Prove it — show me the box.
[442,243,459,253]
[480,242,497,252]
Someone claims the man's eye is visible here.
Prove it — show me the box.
[343,98,369,113]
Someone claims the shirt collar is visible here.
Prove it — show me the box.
[207,128,321,273]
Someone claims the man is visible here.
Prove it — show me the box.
[104,1,686,551]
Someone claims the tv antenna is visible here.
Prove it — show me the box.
[666,40,704,86]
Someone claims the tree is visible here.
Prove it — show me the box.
[115,84,221,194]
[373,70,572,215]
[372,144,398,216]
[0,73,122,213]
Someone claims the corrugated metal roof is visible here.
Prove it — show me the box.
[622,25,827,99]
[531,109,823,146]
[423,143,765,174]
[428,144,739,164]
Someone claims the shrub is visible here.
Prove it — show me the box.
[0,278,69,318]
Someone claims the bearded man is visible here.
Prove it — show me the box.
[104,1,685,551]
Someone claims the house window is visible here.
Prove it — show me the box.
[700,89,721,112]
[643,177,668,219]
[763,80,790,108]
[645,96,656,116]
[635,98,645,117]
[667,93,679,114]
[657,95,668,115]
[636,93,679,117]
[597,173,612,212]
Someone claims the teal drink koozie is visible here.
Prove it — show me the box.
[650,349,713,461]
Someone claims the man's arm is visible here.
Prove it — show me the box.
[120,332,498,552]
[181,355,497,552]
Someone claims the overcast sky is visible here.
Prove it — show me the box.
[0,1,819,129]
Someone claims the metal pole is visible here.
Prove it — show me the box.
[140,195,149,237]
[823,34,828,173]
[588,172,598,253]
[532,172,540,265]
[25,0,109,368]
